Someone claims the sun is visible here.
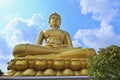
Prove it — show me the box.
[0,0,11,5]
[0,0,11,7]
[0,0,9,3]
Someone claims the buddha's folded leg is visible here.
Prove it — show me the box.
[56,48,96,58]
[13,44,59,57]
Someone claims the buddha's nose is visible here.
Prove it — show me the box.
[55,20,57,22]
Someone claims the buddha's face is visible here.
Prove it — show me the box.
[49,14,61,28]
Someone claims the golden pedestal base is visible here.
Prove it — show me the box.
[5,58,88,76]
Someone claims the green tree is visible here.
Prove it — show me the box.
[0,69,3,76]
[88,45,120,80]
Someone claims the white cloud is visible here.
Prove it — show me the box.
[0,49,12,72]
[4,13,45,48]
[73,0,120,51]
[0,13,45,72]
[0,33,13,72]
[0,59,8,73]
[27,14,44,27]
[72,40,82,47]
[80,0,119,23]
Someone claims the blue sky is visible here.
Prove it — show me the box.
[0,0,120,72]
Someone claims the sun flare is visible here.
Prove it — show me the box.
[0,0,11,7]
[0,0,9,3]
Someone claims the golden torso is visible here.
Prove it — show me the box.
[43,29,68,46]
[44,29,65,45]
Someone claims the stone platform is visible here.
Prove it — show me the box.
[0,76,89,80]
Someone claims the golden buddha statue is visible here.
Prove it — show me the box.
[5,13,96,76]
[13,13,95,58]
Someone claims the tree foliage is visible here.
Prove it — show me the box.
[88,45,120,80]
[0,69,3,76]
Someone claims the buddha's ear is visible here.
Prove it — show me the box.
[48,20,50,24]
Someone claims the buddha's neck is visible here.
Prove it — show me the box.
[51,26,59,29]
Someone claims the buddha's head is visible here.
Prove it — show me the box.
[49,13,61,29]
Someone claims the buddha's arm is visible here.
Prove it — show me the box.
[63,32,73,48]
[36,30,44,45]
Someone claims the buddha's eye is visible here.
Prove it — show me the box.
[51,17,55,19]
[52,16,57,19]
[56,18,58,20]
[51,16,60,23]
